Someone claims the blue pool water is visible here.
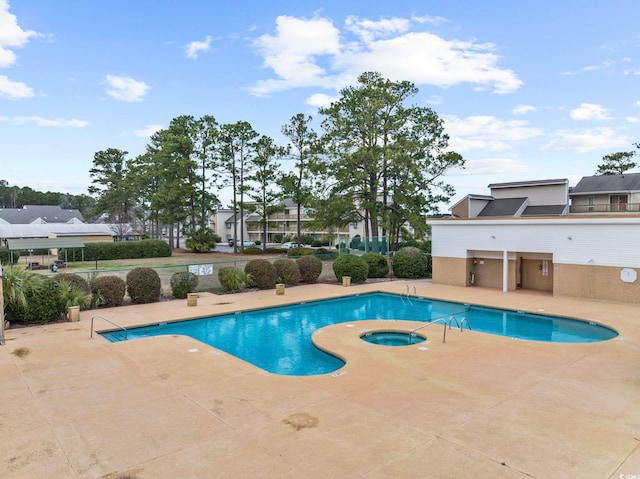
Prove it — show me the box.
[101,292,617,376]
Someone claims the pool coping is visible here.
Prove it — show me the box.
[2,280,640,478]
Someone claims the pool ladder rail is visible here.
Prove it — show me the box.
[90,314,128,340]
[410,315,472,344]
[401,284,417,303]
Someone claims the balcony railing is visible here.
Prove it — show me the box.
[570,203,640,213]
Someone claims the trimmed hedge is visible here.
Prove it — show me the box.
[53,273,90,294]
[392,246,429,279]
[170,271,198,298]
[240,246,263,255]
[332,254,369,283]
[126,267,162,304]
[361,253,389,278]
[244,259,276,289]
[296,255,322,283]
[61,239,172,262]
[91,275,126,307]
[314,247,338,260]
[5,276,63,324]
[287,247,314,257]
[273,258,300,285]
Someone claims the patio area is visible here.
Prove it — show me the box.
[1,281,639,478]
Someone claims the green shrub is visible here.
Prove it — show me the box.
[24,276,64,323]
[301,235,314,245]
[393,246,428,279]
[4,274,63,324]
[265,247,283,254]
[53,273,90,294]
[349,236,362,249]
[273,259,300,285]
[361,253,389,278]
[241,246,263,255]
[218,266,250,292]
[91,275,126,307]
[255,240,262,246]
[332,254,368,283]
[0,246,19,264]
[244,259,276,289]
[58,279,92,312]
[126,267,162,304]
[185,227,216,252]
[273,233,284,243]
[314,247,338,260]
[311,239,322,247]
[287,246,314,257]
[296,255,323,283]
[61,239,172,262]
[170,271,198,298]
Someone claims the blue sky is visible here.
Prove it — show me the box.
[1,0,639,210]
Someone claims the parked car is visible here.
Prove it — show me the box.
[228,239,256,247]
[280,242,299,250]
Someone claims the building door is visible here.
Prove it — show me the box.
[520,259,553,292]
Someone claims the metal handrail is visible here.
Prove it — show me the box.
[90,314,127,340]
[460,317,472,332]
[401,285,417,304]
[447,315,460,329]
[410,318,448,343]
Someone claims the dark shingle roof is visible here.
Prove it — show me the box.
[570,173,640,195]
[478,198,527,217]
[521,205,567,216]
[0,205,84,224]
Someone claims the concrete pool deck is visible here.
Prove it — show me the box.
[1,281,640,478]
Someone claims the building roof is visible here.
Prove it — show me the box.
[488,178,568,189]
[7,237,85,251]
[0,223,114,240]
[478,197,528,217]
[0,205,84,224]
[448,194,493,210]
[521,205,568,216]
[570,173,640,195]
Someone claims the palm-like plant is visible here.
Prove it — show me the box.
[3,267,42,311]
[58,279,92,315]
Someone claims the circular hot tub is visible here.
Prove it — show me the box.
[361,331,426,346]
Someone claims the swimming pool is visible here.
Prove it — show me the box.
[101,292,617,376]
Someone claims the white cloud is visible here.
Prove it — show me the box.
[541,127,630,153]
[250,15,343,96]
[345,16,411,43]
[305,93,338,108]
[0,74,33,98]
[451,157,534,176]
[425,95,444,105]
[185,35,212,60]
[444,115,543,153]
[512,104,537,115]
[627,117,640,123]
[105,75,150,102]
[12,116,88,127]
[411,14,449,26]
[250,14,522,96]
[0,0,41,68]
[570,103,611,121]
[133,124,163,137]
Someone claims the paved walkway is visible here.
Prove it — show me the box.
[1,281,640,478]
